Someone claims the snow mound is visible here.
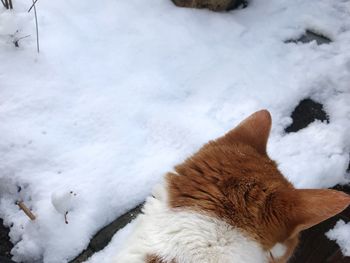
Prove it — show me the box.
[1,0,350,261]
[326,220,350,256]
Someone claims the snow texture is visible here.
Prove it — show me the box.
[0,0,350,262]
[326,220,350,257]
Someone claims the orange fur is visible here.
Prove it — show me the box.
[166,110,350,261]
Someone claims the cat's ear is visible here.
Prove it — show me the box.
[286,189,350,237]
[218,109,272,155]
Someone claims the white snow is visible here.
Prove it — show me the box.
[326,220,350,256]
[51,190,78,224]
[0,0,350,262]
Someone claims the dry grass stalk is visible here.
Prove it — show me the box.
[1,0,13,9]
[17,201,36,221]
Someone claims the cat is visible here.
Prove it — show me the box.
[114,110,350,263]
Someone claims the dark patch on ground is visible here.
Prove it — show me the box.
[286,30,332,45]
[285,98,329,133]
[171,0,247,11]
[227,0,248,10]
[0,219,14,261]
[69,204,143,263]
[285,100,350,262]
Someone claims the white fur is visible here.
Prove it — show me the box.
[270,243,287,259]
[113,183,271,263]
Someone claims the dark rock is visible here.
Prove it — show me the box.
[171,0,247,11]
[0,219,13,260]
[89,204,143,252]
[286,30,332,45]
[285,98,329,133]
[69,248,94,263]
[327,250,350,263]
[69,204,143,263]
[0,256,16,263]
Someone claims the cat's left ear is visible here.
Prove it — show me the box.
[217,110,272,155]
[285,189,350,237]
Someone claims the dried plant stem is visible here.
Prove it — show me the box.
[64,212,69,224]
[1,0,8,9]
[27,0,38,12]
[1,0,13,9]
[14,34,31,47]
[29,0,40,53]
[17,201,36,221]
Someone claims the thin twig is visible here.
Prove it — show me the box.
[30,0,40,53]
[16,201,36,220]
[27,0,38,13]
[16,34,31,41]
[13,34,31,47]
[1,0,8,9]
[1,0,7,8]
[8,0,12,9]
[64,211,69,224]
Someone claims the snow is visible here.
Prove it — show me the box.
[0,0,350,262]
[326,220,350,256]
[51,190,78,224]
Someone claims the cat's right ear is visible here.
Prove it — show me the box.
[217,110,272,155]
[285,189,350,238]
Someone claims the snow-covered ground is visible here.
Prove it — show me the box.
[327,220,350,257]
[0,0,350,262]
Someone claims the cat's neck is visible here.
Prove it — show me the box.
[116,183,270,263]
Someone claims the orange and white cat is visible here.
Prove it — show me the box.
[114,110,350,263]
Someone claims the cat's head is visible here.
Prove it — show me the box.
[167,110,350,262]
